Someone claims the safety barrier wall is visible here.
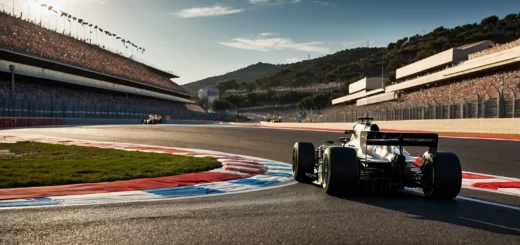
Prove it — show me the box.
[0,117,217,128]
[0,96,237,122]
[64,118,216,125]
[260,118,520,135]
[0,117,65,128]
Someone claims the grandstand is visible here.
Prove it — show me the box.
[331,39,520,108]
[0,10,223,121]
[323,38,520,121]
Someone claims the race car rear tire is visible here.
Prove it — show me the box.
[292,142,315,183]
[422,152,462,200]
[323,147,359,195]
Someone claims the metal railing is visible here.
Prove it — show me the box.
[237,94,520,123]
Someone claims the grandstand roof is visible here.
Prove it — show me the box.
[0,48,191,100]
[458,40,494,50]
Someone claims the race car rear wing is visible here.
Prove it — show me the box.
[360,131,438,154]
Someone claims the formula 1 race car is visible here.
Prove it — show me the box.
[141,114,163,124]
[292,117,462,200]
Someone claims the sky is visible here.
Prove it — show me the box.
[2,0,520,85]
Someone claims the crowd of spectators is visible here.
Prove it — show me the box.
[468,39,520,60]
[0,79,205,114]
[322,68,520,116]
[0,11,189,95]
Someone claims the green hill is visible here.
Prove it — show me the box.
[256,14,520,91]
[185,13,520,95]
[183,62,288,92]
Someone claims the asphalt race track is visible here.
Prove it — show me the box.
[1,125,519,245]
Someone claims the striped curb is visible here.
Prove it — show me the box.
[0,134,294,209]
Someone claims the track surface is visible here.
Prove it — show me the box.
[1,125,519,245]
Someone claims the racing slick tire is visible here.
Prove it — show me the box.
[292,142,315,183]
[323,147,359,195]
[422,152,462,200]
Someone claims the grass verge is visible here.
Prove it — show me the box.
[0,141,222,188]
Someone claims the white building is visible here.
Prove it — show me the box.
[198,86,219,105]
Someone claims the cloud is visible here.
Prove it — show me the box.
[219,36,330,54]
[178,5,244,18]
[290,0,302,3]
[260,32,279,37]
[312,1,336,7]
[249,0,270,4]
[285,57,300,64]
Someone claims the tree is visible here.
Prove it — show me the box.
[211,98,231,111]
[480,15,499,27]
[194,96,208,109]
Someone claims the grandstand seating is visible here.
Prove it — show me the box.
[323,68,520,114]
[0,11,188,94]
[0,79,206,116]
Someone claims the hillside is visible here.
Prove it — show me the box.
[187,13,520,95]
[183,62,288,92]
[256,14,520,91]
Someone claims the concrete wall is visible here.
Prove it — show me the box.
[260,118,520,134]
[348,77,367,94]
[459,40,494,57]
[356,92,397,106]
[396,48,455,80]
[348,77,384,94]
[64,118,216,125]
[331,88,384,105]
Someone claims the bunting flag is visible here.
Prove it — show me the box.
[27,4,148,53]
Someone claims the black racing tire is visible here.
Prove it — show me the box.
[323,147,359,195]
[292,142,315,183]
[422,152,462,200]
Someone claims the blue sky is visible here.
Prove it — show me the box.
[3,0,520,84]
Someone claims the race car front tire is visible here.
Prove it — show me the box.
[323,147,359,195]
[292,142,315,183]
[422,152,462,200]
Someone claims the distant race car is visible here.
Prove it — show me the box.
[291,117,462,200]
[141,114,163,124]
[269,117,282,123]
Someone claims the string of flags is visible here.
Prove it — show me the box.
[32,0,145,54]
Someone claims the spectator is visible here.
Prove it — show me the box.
[0,12,190,95]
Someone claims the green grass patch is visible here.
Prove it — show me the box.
[0,142,222,188]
